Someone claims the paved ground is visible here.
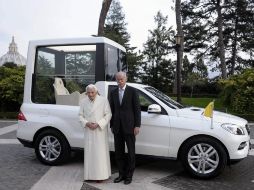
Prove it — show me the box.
[0,121,254,190]
[0,144,51,190]
[0,120,16,128]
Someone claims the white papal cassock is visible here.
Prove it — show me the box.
[79,95,112,180]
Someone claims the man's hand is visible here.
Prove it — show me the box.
[134,127,140,136]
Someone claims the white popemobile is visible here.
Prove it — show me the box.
[17,37,251,179]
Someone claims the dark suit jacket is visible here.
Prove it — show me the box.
[110,85,141,134]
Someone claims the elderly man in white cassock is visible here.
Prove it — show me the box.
[79,84,112,182]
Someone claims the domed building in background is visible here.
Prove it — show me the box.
[0,36,26,66]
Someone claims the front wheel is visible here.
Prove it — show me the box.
[180,137,227,179]
[35,129,70,165]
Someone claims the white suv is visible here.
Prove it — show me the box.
[17,38,250,179]
[17,81,251,179]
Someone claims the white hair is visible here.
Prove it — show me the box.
[86,84,98,92]
[115,71,127,79]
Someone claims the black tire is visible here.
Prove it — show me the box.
[180,136,227,179]
[35,129,70,165]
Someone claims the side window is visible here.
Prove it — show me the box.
[32,45,96,105]
[107,86,154,111]
[138,90,167,115]
[107,86,167,115]
[107,86,153,112]
[138,91,154,112]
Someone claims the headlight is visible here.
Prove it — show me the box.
[221,123,245,135]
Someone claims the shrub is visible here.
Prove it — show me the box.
[0,66,25,112]
[219,69,254,114]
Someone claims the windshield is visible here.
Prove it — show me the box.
[145,86,185,109]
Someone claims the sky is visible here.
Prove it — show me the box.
[0,0,176,57]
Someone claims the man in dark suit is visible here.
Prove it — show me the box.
[110,71,141,185]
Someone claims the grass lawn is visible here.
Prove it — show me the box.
[0,112,18,119]
[181,97,225,111]
[171,97,225,111]
[172,97,253,121]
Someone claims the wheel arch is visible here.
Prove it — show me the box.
[177,134,230,164]
[33,126,71,148]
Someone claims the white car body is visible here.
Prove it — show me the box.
[17,81,250,160]
[17,37,251,178]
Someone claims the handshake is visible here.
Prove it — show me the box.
[86,122,99,130]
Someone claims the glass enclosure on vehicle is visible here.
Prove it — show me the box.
[32,42,126,105]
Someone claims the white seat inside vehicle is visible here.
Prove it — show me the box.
[53,77,85,106]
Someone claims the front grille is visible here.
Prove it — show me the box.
[245,124,250,135]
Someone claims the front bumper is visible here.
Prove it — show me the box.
[223,133,250,160]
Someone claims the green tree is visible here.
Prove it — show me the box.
[182,0,227,78]
[103,0,142,82]
[65,53,95,75]
[181,0,254,77]
[223,0,254,75]
[174,0,184,95]
[157,59,175,93]
[219,69,254,114]
[126,48,143,82]
[98,0,113,36]
[185,73,206,98]
[182,56,208,97]
[182,55,194,83]
[194,58,208,78]
[104,0,129,48]
[3,62,18,68]
[0,66,25,111]
[37,55,54,74]
[142,11,175,92]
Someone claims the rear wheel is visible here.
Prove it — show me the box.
[35,129,70,165]
[180,137,227,179]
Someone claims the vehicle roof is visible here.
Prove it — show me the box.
[28,37,126,52]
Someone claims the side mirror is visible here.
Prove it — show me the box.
[147,104,161,114]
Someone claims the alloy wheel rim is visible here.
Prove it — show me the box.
[39,136,61,161]
[188,143,219,174]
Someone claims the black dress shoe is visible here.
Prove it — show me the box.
[114,176,125,183]
[124,178,132,185]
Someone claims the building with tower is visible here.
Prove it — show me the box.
[0,36,26,66]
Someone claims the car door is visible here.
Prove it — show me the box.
[135,90,170,157]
